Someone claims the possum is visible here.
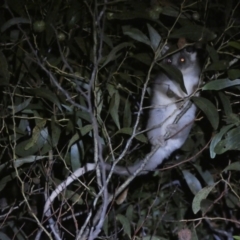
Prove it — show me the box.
[106,45,201,175]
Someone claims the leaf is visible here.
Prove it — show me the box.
[218,92,232,116]
[116,214,131,238]
[209,124,234,158]
[115,127,148,143]
[228,69,240,80]
[205,60,229,71]
[143,237,167,240]
[202,79,240,90]
[123,98,132,128]
[122,25,151,46]
[182,170,202,195]
[14,155,46,168]
[194,164,215,185]
[80,124,93,136]
[192,184,215,214]
[223,162,240,172]
[233,236,240,240]
[26,88,62,111]
[25,119,47,150]
[9,98,32,114]
[215,126,240,154]
[170,25,216,41]
[0,232,11,240]
[109,92,121,129]
[101,42,135,68]
[228,41,240,50]
[147,24,161,51]
[0,51,10,85]
[51,118,61,147]
[70,143,81,171]
[206,44,219,62]
[159,63,187,94]
[15,128,49,157]
[1,17,30,32]
[191,97,219,130]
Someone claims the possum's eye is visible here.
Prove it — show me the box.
[179,57,185,63]
[166,58,172,64]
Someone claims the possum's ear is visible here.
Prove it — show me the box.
[161,44,170,55]
[177,37,187,49]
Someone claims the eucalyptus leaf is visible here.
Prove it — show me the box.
[170,25,216,41]
[228,41,240,50]
[205,60,229,71]
[192,184,215,214]
[147,24,161,51]
[116,214,131,238]
[210,124,234,158]
[122,25,151,46]
[101,42,135,68]
[14,155,46,168]
[109,92,121,129]
[26,88,62,111]
[202,79,240,90]
[215,126,240,154]
[70,143,81,171]
[9,98,32,114]
[191,97,219,130]
[182,170,202,195]
[1,17,30,32]
[223,162,240,172]
[228,69,240,79]
[159,63,187,94]
[115,127,148,143]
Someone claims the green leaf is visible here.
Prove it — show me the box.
[218,92,232,116]
[123,98,132,128]
[228,69,240,80]
[233,236,240,240]
[101,42,135,68]
[116,214,131,238]
[70,143,81,171]
[115,127,148,143]
[122,25,151,46]
[14,155,46,168]
[228,41,240,50]
[205,60,229,71]
[26,88,62,111]
[215,126,240,154]
[192,184,216,214]
[9,98,32,114]
[223,162,240,172]
[147,24,161,51]
[159,63,187,94]
[170,25,216,41]
[109,92,121,129]
[206,44,219,62]
[51,118,61,147]
[1,17,30,32]
[15,128,49,157]
[209,124,234,158]
[194,164,215,185]
[0,232,11,240]
[182,170,202,195]
[202,79,240,90]
[192,97,219,130]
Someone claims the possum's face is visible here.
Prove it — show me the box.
[163,47,199,75]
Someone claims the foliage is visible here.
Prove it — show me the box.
[0,0,240,239]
